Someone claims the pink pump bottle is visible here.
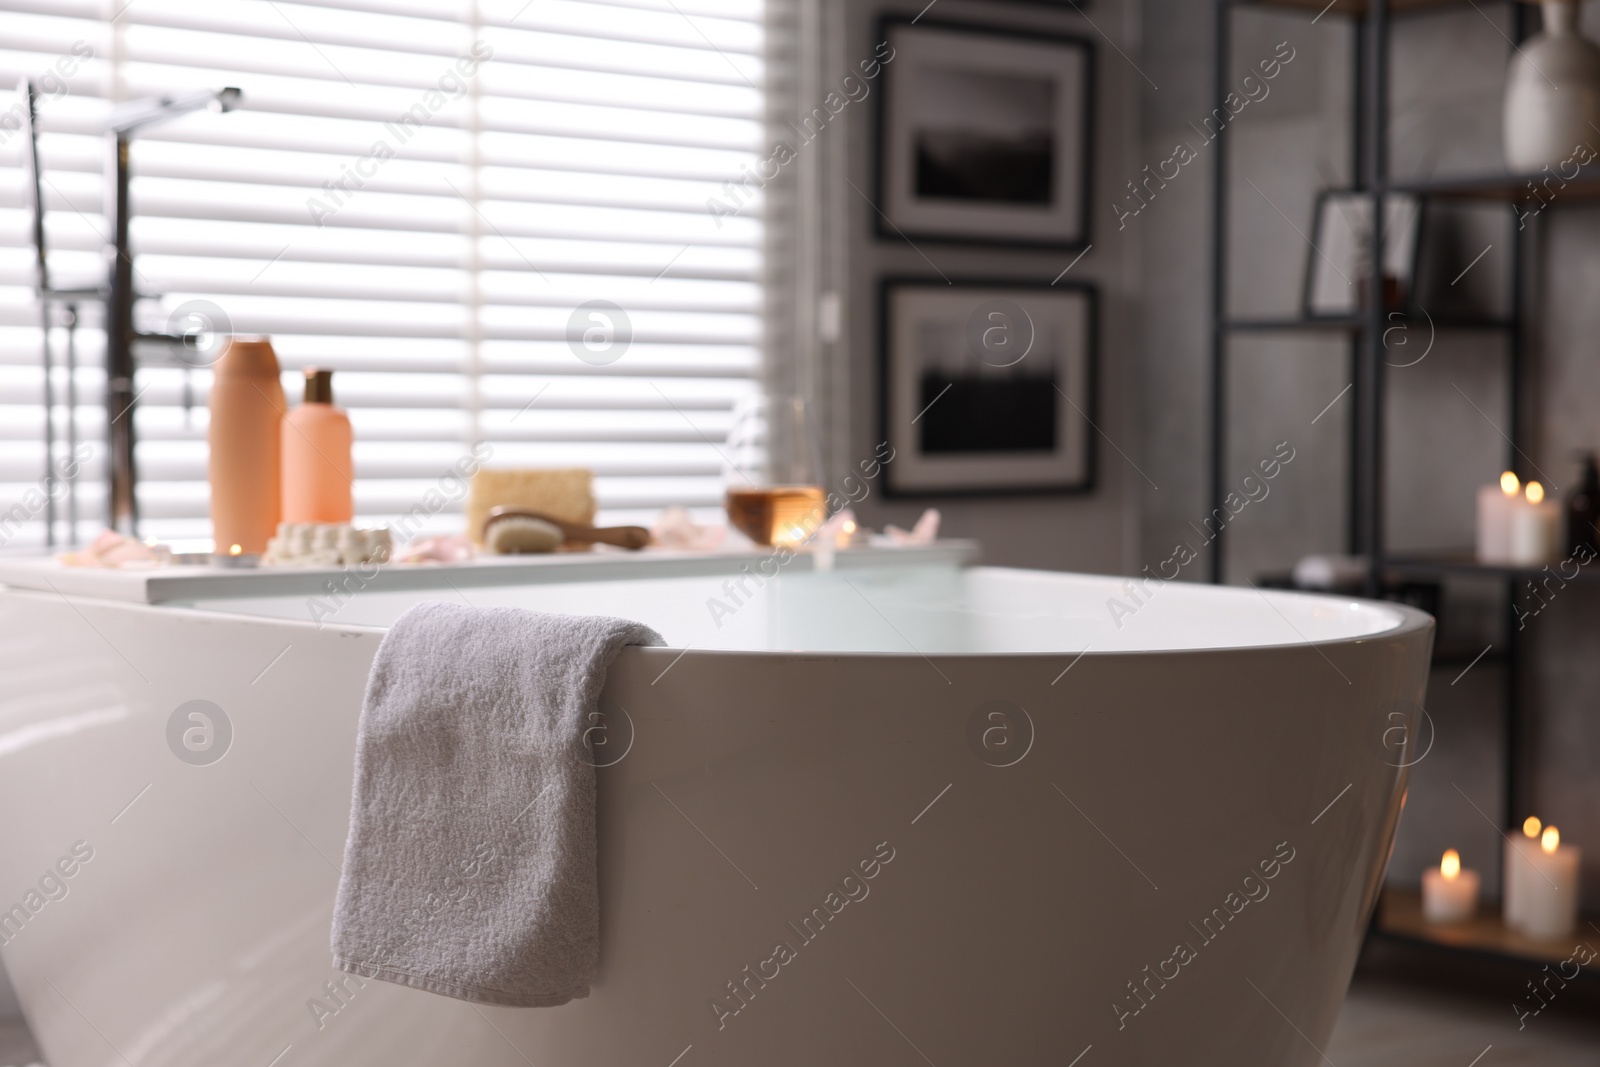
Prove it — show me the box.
[281,368,353,523]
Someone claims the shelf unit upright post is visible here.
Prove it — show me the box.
[1208,0,1391,586]
[1208,0,1396,587]
[1502,4,1532,838]
[1210,0,1537,846]
[1359,0,1389,603]
[1208,0,1229,586]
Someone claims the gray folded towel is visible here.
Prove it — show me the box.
[330,601,663,1006]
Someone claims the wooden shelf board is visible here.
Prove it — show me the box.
[1384,553,1600,582]
[1376,888,1600,967]
[1220,172,1600,206]
[1392,172,1600,202]
[1240,0,1501,15]
[1224,318,1364,333]
[1224,315,1512,333]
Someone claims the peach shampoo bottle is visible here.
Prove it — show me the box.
[281,368,353,523]
[208,337,286,554]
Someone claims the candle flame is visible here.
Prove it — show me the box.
[1526,481,1545,505]
[1542,826,1560,854]
[1441,849,1461,879]
[1501,471,1520,496]
[842,520,857,534]
[1523,815,1542,838]
[229,544,242,556]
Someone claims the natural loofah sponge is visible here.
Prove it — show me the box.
[466,468,596,545]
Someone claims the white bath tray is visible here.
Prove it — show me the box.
[0,540,980,604]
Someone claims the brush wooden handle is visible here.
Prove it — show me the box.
[484,507,651,550]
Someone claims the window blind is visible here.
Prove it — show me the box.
[0,0,765,550]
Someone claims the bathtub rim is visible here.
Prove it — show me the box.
[0,580,1435,660]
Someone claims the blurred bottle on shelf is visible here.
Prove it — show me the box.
[208,336,285,555]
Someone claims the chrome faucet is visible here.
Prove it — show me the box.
[103,87,241,535]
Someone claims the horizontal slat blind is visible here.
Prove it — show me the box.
[0,0,764,549]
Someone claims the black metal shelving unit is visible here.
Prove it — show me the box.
[1209,0,1600,968]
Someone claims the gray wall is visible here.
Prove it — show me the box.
[840,0,1142,574]
[1139,0,1600,908]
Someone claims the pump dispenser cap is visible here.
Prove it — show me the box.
[304,368,333,405]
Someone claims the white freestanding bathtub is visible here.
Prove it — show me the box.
[0,549,1432,1067]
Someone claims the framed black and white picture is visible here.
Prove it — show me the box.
[876,18,1093,249]
[1303,191,1423,318]
[880,279,1096,497]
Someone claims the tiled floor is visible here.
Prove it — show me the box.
[2,976,1596,1065]
[1328,975,1600,1066]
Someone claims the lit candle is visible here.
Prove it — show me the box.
[1521,825,1581,940]
[213,542,260,568]
[1508,481,1561,565]
[1422,849,1480,924]
[1477,471,1521,563]
[1503,815,1542,931]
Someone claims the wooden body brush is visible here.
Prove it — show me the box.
[483,507,651,554]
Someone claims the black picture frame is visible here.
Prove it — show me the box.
[878,277,1098,498]
[873,16,1095,251]
[1301,189,1424,320]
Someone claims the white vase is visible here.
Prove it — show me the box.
[1503,0,1600,172]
